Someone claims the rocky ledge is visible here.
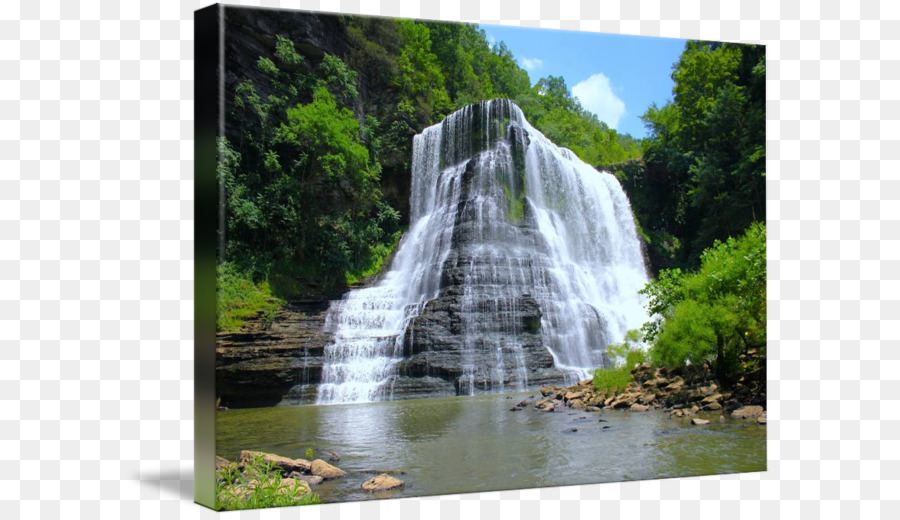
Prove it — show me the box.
[516,361,766,424]
[216,300,334,408]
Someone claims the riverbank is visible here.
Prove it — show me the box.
[522,362,766,424]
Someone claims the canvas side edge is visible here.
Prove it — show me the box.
[193,2,221,511]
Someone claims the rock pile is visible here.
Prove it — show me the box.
[524,362,766,424]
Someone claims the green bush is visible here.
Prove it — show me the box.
[216,453,322,511]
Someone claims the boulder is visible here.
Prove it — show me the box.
[630,403,650,412]
[638,393,656,404]
[664,379,685,392]
[691,418,710,426]
[584,405,602,412]
[564,391,585,401]
[701,394,722,405]
[569,399,585,410]
[535,396,554,408]
[310,459,347,479]
[703,402,723,411]
[288,472,324,486]
[732,405,764,419]
[240,450,311,474]
[757,413,767,425]
[540,385,560,397]
[577,378,593,386]
[541,403,556,412]
[698,383,718,397]
[362,473,405,492]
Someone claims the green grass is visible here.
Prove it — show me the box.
[217,263,284,332]
[216,453,322,511]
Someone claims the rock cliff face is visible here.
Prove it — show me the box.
[216,301,331,408]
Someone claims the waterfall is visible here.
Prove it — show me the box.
[316,99,648,404]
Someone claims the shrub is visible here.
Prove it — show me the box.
[593,329,647,395]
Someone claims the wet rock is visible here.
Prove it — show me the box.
[329,451,340,462]
[691,418,709,426]
[569,399,585,410]
[240,450,311,474]
[310,459,347,479]
[535,396,554,408]
[541,385,561,397]
[704,402,723,411]
[732,405,764,419]
[564,391,584,401]
[570,427,578,432]
[362,473,405,492]
[585,405,601,412]
[630,403,650,412]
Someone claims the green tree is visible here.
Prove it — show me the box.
[641,223,766,384]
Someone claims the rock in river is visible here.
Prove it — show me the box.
[311,459,347,479]
[691,418,710,426]
[732,405,764,419]
[240,450,311,474]
[362,473,405,492]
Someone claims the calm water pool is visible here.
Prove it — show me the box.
[216,391,766,503]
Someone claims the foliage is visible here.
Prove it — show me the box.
[305,447,314,460]
[630,41,766,271]
[223,35,400,296]
[593,329,646,394]
[641,223,766,384]
[216,263,283,332]
[216,453,321,511]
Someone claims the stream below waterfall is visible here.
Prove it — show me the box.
[216,392,766,503]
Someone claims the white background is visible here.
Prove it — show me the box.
[2,0,898,518]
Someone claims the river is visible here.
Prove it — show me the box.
[216,391,766,503]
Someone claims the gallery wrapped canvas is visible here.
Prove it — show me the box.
[195,4,766,511]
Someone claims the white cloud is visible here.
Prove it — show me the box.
[571,73,626,130]
[520,58,543,71]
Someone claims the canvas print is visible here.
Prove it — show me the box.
[195,4,766,511]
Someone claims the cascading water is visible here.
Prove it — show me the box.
[317,99,648,404]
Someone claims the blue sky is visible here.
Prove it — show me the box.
[481,24,689,138]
